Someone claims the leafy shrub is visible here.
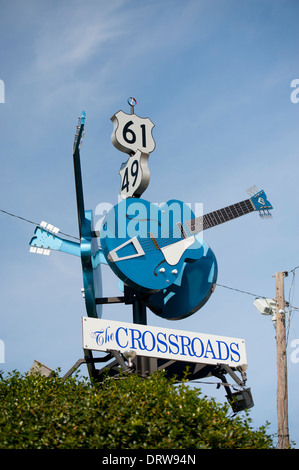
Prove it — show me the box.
[0,369,273,449]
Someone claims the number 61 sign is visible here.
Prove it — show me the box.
[111,110,155,155]
[111,108,155,199]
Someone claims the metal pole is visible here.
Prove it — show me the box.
[275,271,290,448]
[132,295,147,325]
[131,289,151,376]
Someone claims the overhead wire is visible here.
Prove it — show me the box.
[0,208,79,240]
[1,206,299,316]
[215,283,268,299]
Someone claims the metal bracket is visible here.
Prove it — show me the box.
[62,349,132,380]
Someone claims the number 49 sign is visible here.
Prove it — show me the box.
[119,150,150,198]
[111,108,155,199]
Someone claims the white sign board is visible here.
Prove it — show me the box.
[82,318,247,368]
[119,150,150,199]
[111,110,155,155]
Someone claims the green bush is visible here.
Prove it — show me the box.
[0,369,273,449]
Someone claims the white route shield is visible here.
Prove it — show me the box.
[119,150,150,198]
[111,110,155,155]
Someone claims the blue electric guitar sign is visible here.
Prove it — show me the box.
[29,103,273,322]
[26,101,272,412]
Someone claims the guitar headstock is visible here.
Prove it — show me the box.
[29,223,62,255]
[29,223,81,257]
[73,111,86,153]
[247,187,273,218]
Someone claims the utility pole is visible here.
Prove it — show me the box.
[275,271,290,449]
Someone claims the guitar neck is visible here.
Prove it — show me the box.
[73,112,86,237]
[186,198,255,234]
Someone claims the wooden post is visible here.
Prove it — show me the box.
[275,271,290,449]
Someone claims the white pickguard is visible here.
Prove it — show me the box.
[108,235,195,266]
[108,237,145,262]
[160,236,195,266]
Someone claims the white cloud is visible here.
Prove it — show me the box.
[33,2,128,74]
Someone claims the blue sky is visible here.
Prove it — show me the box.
[0,0,299,447]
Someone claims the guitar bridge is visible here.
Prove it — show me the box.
[149,232,160,250]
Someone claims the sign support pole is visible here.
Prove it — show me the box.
[133,297,147,325]
[131,292,147,325]
[275,271,290,449]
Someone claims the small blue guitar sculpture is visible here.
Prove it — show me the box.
[100,190,273,295]
[29,112,105,319]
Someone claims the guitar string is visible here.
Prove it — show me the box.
[0,203,244,251]
[141,199,253,244]
[0,198,254,254]
[134,199,254,253]
[123,199,255,255]
[111,200,254,260]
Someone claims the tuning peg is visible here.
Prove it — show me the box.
[259,210,266,219]
[259,210,272,220]
[246,185,258,196]
[30,246,51,255]
[40,221,60,234]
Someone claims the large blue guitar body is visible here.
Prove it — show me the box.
[100,198,211,293]
[100,190,272,319]
[101,198,218,320]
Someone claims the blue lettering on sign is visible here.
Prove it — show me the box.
[115,327,128,348]
[92,327,114,346]
[90,324,243,366]
[230,342,241,362]
[203,339,216,359]
[142,330,156,352]
[157,332,168,354]
[168,334,179,355]
[92,329,105,346]
[180,335,194,356]
[191,337,204,358]
[130,328,146,350]
[216,340,229,361]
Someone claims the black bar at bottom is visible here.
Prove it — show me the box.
[95,296,125,304]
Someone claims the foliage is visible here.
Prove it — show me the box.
[0,369,274,449]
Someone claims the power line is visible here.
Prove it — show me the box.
[216,283,268,299]
[0,209,79,240]
[1,206,299,310]
[217,265,299,313]
[289,266,299,274]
